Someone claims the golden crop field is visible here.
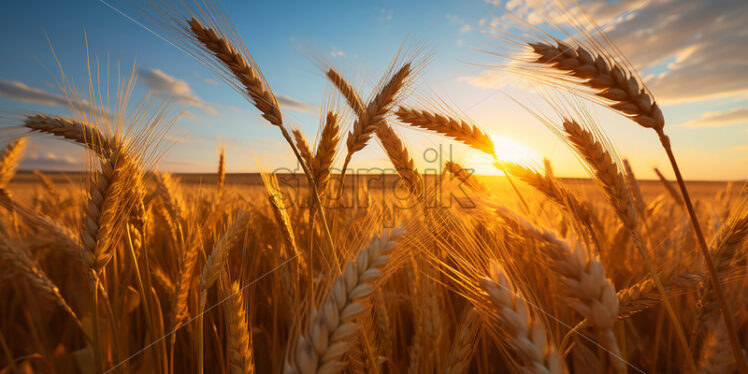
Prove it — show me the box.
[0,1,746,374]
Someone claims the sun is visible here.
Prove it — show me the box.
[460,135,540,175]
[491,135,539,166]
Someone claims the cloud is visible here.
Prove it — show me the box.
[458,70,509,88]
[683,107,748,128]
[276,95,316,113]
[21,152,82,170]
[475,0,748,104]
[203,78,218,85]
[0,79,72,107]
[330,48,345,58]
[139,69,217,115]
[378,8,393,21]
[731,145,748,152]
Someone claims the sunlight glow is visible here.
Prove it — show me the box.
[492,135,539,167]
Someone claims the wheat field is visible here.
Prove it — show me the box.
[0,1,746,373]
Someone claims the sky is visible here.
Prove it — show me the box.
[0,0,746,180]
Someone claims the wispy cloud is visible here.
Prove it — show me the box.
[203,78,218,85]
[683,107,748,128]
[0,79,73,107]
[21,151,82,170]
[276,95,316,113]
[731,144,748,152]
[377,8,393,22]
[139,69,217,116]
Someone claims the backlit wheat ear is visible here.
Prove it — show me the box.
[375,122,421,193]
[395,108,495,156]
[0,137,27,188]
[478,260,565,374]
[341,63,411,173]
[444,161,486,193]
[293,129,314,168]
[188,18,282,127]
[617,273,701,318]
[623,159,646,216]
[0,193,81,257]
[561,118,694,368]
[33,170,62,203]
[312,111,340,192]
[529,42,664,131]
[326,69,365,116]
[199,211,250,310]
[694,212,748,333]
[445,307,480,374]
[495,160,603,240]
[494,208,622,372]
[80,147,128,271]
[154,171,187,224]
[23,114,115,157]
[218,147,226,193]
[0,238,81,326]
[285,227,404,374]
[220,281,254,374]
[562,119,636,230]
[531,31,745,370]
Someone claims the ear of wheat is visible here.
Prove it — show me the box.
[529,41,663,131]
[285,227,403,374]
[293,129,314,168]
[24,114,115,157]
[0,137,27,188]
[188,18,282,127]
[220,280,254,374]
[528,31,746,370]
[445,307,480,374]
[494,207,623,372]
[339,63,411,174]
[312,111,340,192]
[218,147,226,193]
[478,260,565,374]
[395,108,495,156]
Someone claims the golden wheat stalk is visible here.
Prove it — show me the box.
[326,68,365,116]
[445,307,480,374]
[23,114,115,157]
[312,111,340,192]
[0,238,81,325]
[530,36,747,372]
[284,227,404,374]
[496,160,603,241]
[220,280,255,374]
[617,273,701,318]
[529,41,663,131]
[340,64,411,175]
[199,211,250,310]
[0,137,27,188]
[444,161,486,193]
[188,18,282,126]
[293,129,314,168]
[479,260,565,374]
[395,108,495,156]
[375,122,421,193]
[80,148,128,271]
[623,159,646,216]
[495,207,623,372]
[561,118,695,369]
[218,147,226,193]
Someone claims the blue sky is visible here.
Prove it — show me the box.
[1,0,747,180]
